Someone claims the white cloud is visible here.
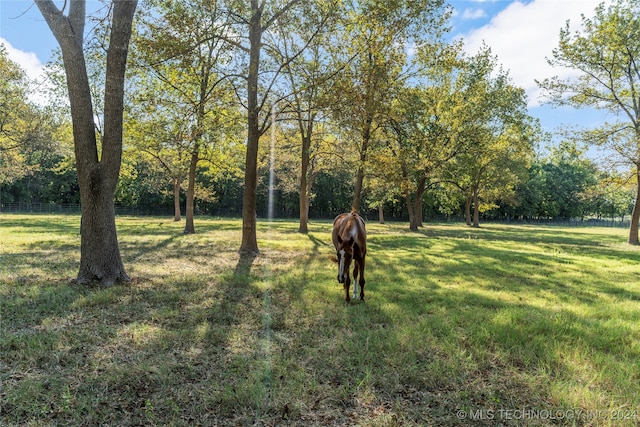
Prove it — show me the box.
[459,0,610,107]
[1,38,44,81]
[1,38,49,105]
[462,8,488,20]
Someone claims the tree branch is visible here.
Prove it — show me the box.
[263,0,303,30]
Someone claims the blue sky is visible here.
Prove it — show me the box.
[447,0,614,154]
[0,0,614,155]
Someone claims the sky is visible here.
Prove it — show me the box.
[448,0,613,144]
[0,0,615,154]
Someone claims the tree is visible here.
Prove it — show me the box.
[536,142,598,219]
[277,3,342,232]
[36,0,137,284]
[224,0,332,255]
[538,0,640,243]
[377,44,534,231]
[460,124,535,227]
[132,0,237,234]
[443,47,536,227]
[0,47,43,188]
[4,112,75,205]
[123,101,191,222]
[587,171,634,221]
[329,0,448,212]
[380,85,447,231]
[379,42,468,231]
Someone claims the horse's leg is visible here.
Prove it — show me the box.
[352,262,359,300]
[344,276,351,303]
[359,257,366,301]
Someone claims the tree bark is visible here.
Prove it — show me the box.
[78,188,127,285]
[465,195,472,226]
[239,0,262,256]
[352,114,373,212]
[378,202,384,224]
[298,130,311,232]
[629,165,640,244]
[472,188,480,228]
[404,178,427,231]
[414,177,426,228]
[406,191,419,231]
[173,175,181,221]
[353,164,365,212]
[184,150,198,234]
[36,0,137,285]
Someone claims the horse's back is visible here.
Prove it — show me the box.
[332,211,366,251]
[355,214,366,253]
[333,212,349,228]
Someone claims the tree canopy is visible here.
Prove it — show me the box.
[3,0,637,250]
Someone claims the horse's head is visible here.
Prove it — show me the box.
[334,235,355,284]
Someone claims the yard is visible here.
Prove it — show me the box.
[1,214,639,426]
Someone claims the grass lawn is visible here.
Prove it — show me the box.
[1,214,639,426]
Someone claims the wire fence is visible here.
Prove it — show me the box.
[0,203,174,217]
[0,203,82,214]
[0,202,632,228]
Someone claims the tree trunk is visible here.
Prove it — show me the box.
[239,1,262,256]
[472,188,480,228]
[36,0,137,285]
[378,202,384,224]
[298,134,311,233]
[184,151,198,233]
[352,116,373,211]
[353,165,365,212]
[77,186,128,285]
[173,175,181,221]
[629,166,640,244]
[406,191,419,231]
[299,192,309,233]
[465,195,472,226]
[404,178,427,231]
[414,177,426,228]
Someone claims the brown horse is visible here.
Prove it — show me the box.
[331,210,367,303]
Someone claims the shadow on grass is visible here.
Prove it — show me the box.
[305,233,329,253]
[439,232,640,303]
[0,251,269,424]
[2,218,640,426]
[0,214,81,236]
[421,223,617,244]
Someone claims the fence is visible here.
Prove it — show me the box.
[0,202,633,228]
[0,203,174,217]
[0,203,82,214]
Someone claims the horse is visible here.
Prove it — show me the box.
[331,210,367,303]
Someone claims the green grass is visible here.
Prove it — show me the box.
[1,214,640,426]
